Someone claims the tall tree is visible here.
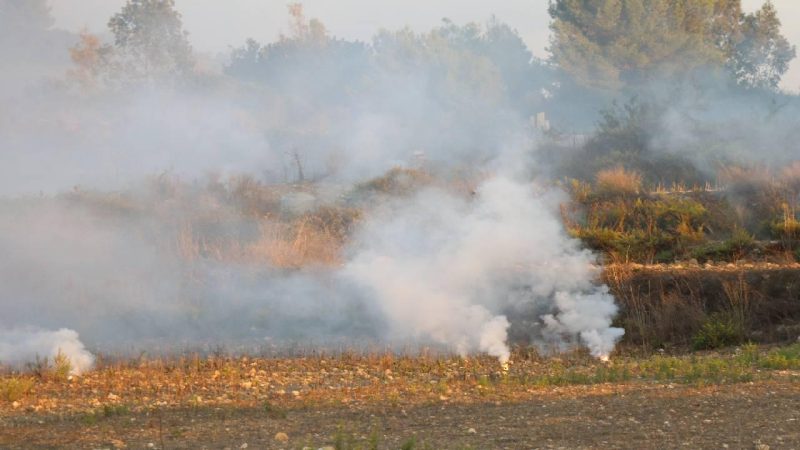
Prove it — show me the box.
[548,0,793,91]
[729,1,795,89]
[107,0,194,80]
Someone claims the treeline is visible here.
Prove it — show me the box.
[4,0,800,185]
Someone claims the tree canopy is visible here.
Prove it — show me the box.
[107,0,194,80]
[548,0,795,91]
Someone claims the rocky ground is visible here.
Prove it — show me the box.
[1,380,798,449]
[2,347,800,449]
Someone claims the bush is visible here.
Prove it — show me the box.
[725,228,755,260]
[53,350,72,380]
[691,228,754,262]
[1,377,35,402]
[692,313,744,350]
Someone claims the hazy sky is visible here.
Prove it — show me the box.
[49,0,800,91]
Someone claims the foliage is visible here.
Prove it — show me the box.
[107,0,194,79]
[571,189,708,263]
[53,350,73,380]
[548,0,734,90]
[692,313,744,350]
[690,228,754,262]
[548,0,795,91]
[227,4,369,100]
[68,0,194,87]
[561,97,704,185]
[730,1,796,89]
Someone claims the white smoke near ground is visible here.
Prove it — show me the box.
[345,176,624,363]
[0,328,94,375]
[0,5,626,371]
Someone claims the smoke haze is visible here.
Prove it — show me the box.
[16,0,800,371]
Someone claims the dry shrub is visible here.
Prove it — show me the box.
[595,166,642,196]
[717,164,784,235]
[227,175,282,216]
[1,377,34,402]
[605,265,705,348]
[355,167,433,196]
[245,215,345,268]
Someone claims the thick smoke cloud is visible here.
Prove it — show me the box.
[0,4,623,371]
[345,176,623,362]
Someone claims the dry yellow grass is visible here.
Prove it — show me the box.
[247,217,344,268]
[595,166,642,195]
[2,344,798,418]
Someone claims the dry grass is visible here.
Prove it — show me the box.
[605,263,800,349]
[0,377,34,402]
[2,344,799,418]
[355,167,433,197]
[595,166,642,196]
[246,216,345,268]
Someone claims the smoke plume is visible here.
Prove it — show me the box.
[0,4,626,371]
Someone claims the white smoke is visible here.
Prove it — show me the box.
[542,289,625,359]
[344,176,624,363]
[0,327,94,375]
[0,6,627,370]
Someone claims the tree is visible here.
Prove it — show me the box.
[549,0,731,90]
[548,0,794,91]
[729,1,795,89]
[226,3,369,98]
[107,0,194,80]
[68,30,115,89]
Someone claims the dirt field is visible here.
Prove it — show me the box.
[2,380,798,449]
[2,347,800,449]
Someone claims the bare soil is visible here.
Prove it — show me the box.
[2,380,799,449]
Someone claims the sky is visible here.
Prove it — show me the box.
[49,0,800,92]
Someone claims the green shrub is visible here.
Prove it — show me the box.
[692,313,744,350]
[691,228,754,262]
[53,350,72,381]
[759,344,800,370]
[726,228,755,259]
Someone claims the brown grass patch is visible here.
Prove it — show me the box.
[595,166,642,196]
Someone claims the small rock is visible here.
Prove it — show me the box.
[11,401,19,409]
[467,428,476,434]
[146,444,155,449]
[274,432,289,443]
